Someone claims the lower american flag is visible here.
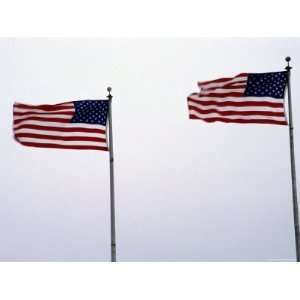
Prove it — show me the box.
[187,71,288,125]
[13,100,109,151]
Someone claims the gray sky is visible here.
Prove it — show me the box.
[0,38,299,261]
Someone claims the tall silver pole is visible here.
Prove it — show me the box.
[285,57,300,262]
[107,87,116,262]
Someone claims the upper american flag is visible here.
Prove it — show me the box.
[187,71,288,125]
[13,100,109,151]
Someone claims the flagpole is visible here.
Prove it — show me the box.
[285,57,300,262]
[107,87,116,262]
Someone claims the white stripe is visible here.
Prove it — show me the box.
[13,107,75,114]
[200,88,245,95]
[188,94,285,104]
[14,128,106,139]
[13,120,107,131]
[17,137,107,147]
[189,109,286,121]
[230,82,247,87]
[198,76,248,89]
[188,101,285,112]
[14,114,73,121]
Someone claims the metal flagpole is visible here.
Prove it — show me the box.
[107,87,117,262]
[285,57,300,262]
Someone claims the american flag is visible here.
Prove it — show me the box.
[187,71,288,125]
[13,100,109,151]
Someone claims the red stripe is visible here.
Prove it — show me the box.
[18,141,109,151]
[187,98,284,108]
[15,133,106,143]
[14,111,74,116]
[14,103,73,111]
[14,117,70,124]
[189,115,287,125]
[188,105,285,117]
[199,92,245,97]
[199,73,248,85]
[52,101,74,105]
[14,124,106,134]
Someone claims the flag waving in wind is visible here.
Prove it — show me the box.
[187,71,288,125]
[13,100,109,151]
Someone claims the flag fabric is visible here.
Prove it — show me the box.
[187,71,288,125]
[13,100,109,151]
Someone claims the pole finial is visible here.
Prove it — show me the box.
[107,87,112,99]
[286,57,292,71]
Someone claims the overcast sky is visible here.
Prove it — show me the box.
[0,38,299,261]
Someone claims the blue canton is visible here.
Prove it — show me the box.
[244,71,287,99]
[71,100,109,125]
